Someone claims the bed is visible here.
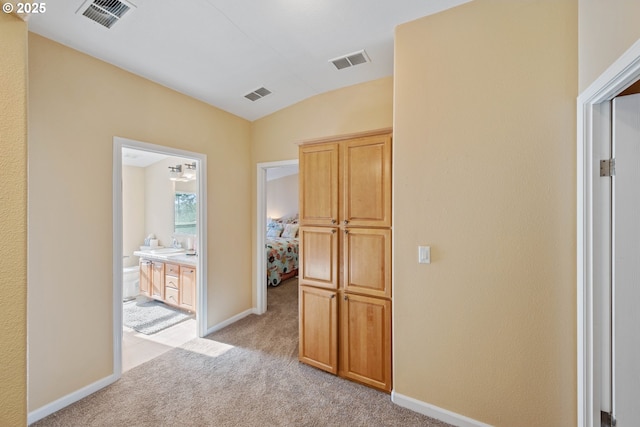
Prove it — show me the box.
[266,220,299,286]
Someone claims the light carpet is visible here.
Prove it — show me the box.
[32,278,453,427]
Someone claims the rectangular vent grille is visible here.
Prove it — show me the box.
[244,87,272,102]
[330,50,370,70]
[78,0,133,29]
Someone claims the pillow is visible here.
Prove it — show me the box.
[281,223,299,238]
[266,222,284,238]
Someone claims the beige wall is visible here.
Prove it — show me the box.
[579,0,640,91]
[266,173,299,220]
[394,1,577,425]
[28,34,252,411]
[122,165,145,267]
[0,12,28,427]
[250,77,393,306]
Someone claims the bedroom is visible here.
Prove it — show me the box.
[265,165,299,289]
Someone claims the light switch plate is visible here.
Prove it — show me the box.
[418,246,431,264]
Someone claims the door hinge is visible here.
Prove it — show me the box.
[600,158,616,177]
[601,411,617,427]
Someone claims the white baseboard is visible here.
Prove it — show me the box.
[204,308,254,336]
[28,373,119,425]
[29,309,255,425]
[391,391,493,427]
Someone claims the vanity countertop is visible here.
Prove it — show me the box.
[133,250,198,267]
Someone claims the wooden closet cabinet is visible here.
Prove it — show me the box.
[298,129,392,392]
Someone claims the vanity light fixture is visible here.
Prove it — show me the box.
[168,163,196,182]
[168,164,183,181]
[182,162,196,180]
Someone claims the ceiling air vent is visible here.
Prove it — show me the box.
[76,0,135,29]
[244,87,272,102]
[329,49,371,70]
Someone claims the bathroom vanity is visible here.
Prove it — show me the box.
[134,250,197,314]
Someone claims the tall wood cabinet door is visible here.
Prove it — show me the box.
[343,228,391,298]
[299,285,338,374]
[179,266,196,312]
[299,226,339,289]
[343,134,392,228]
[139,260,151,296]
[340,293,392,392]
[299,143,339,226]
[151,262,165,300]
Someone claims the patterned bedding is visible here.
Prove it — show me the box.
[266,237,299,286]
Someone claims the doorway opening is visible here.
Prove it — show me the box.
[578,39,640,427]
[256,159,299,314]
[113,137,208,376]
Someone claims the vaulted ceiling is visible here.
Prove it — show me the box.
[25,0,469,121]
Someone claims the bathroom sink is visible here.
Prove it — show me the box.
[149,248,185,254]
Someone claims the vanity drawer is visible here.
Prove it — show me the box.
[165,263,180,277]
[165,275,179,290]
[165,286,179,306]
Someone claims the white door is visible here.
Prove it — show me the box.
[612,93,640,426]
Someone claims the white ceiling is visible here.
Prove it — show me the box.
[26,0,469,121]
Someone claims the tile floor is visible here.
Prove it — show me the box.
[122,316,197,372]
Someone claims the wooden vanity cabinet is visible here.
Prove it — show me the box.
[164,263,180,307]
[139,259,152,296]
[139,258,196,314]
[179,266,196,311]
[139,259,165,299]
[151,261,165,300]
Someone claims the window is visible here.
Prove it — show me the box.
[174,192,197,234]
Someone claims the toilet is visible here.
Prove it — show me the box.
[122,266,140,300]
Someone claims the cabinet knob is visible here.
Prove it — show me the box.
[331,229,337,234]
[343,220,349,225]
[331,219,337,224]
[344,295,348,301]
[344,229,349,234]
[330,294,335,299]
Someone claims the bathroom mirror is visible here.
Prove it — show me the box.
[174,192,197,234]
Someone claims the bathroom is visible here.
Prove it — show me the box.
[121,146,199,370]
[122,148,197,293]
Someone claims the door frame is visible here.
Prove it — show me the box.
[255,159,298,314]
[113,136,208,376]
[578,38,640,427]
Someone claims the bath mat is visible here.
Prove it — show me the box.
[123,300,193,335]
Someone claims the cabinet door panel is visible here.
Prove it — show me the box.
[139,260,151,296]
[299,286,338,374]
[180,266,196,312]
[299,143,339,226]
[343,228,391,298]
[299,226,339,289]
[340,293,391,392]
[343,134,391,227]
[151,262,165,300]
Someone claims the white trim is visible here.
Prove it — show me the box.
[578,38,640,427]
[391,392,492,427]
[27,374,118,424]
[255,159,298,314]
[205,308,254,335]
